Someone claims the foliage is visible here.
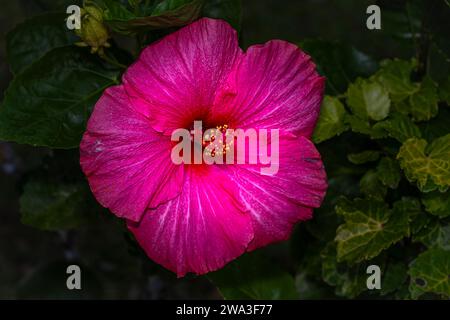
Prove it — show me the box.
[1,0,449,299]
[307,9,450,297]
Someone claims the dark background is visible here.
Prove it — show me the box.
[0,0,448,299]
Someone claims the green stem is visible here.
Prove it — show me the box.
[100,52,127,69]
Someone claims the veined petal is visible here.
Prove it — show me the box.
[229,134,327,250]
[123,18,243,134]
[128,166,253,277]
[213,40,325,137]
[80,85,184,222]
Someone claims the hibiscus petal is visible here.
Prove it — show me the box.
[228,134,327,250]
[213,40,325,137]
[80,85,183,222]
[123,18,243,134]
[128,166,253,277]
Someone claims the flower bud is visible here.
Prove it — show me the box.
[75,5,110,54]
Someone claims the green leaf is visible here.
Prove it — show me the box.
[321,243,367,298]
[100,0,135,20]
[346,115,372,135]
[313,96,348,143]
[0,47,119,148]
[376,157,401,189]
[359,170,387,200]
[202,0,242,33]
[408,76,439,122]
[380,262,408,296]
[98,0,204,34]
[392,99,411,115]
[20,177,92,230]
[409,248,450,299]
[397,135,450,192]
[410,207,430,236]
[346,114,387,138]
[347,150,380,164]
[379,67,438,123]
[346,78,391,121]
[393,196,422,218]
[419,107,450,142]
[208,251,298,299]
[414,218,450,250]
[422,191,450,218]
[372,112,422,143]
[299,40,378,95]
[374,59,418,102]
[335,197,410,263]
[394,283,412,300]
[6,13,76,75]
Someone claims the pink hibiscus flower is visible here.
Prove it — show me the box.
[80,18,327,277]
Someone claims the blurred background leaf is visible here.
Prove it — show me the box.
[6,13,77,74]
[0,47,120,148]
[208,251,298,299]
